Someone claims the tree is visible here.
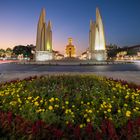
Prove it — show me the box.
[6,48,12,52]
[0,49,5,57]
[107,44,119,58]
[5,48,13,58]
[127,50,137,56]
[13,45,35,59]
[13,45,25,56]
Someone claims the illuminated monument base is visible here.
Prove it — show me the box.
[89,50,107,61]
[36,51,53,61]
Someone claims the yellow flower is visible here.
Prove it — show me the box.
[65,101,69,105]
[16,94,20,97]
[71,112,74,115]
[112,87,116,91]
[88,110,92,113]
[86,118,90,122]
[18,98,22,103]
[62,106,65,109]
[126,110,131,117]
[84,114,88,118]
[80,124,84,128]
[124,104,128,107]
[109,117,112,120]
[87,102,90,105]
[136,107,139,110]
[55,98,59,101]
[103,101,106,105]
[28,96,32,100]
[101,104,104,108]
[36,96,39,100]
[109,104,112,108]
[125,95,129,99]
[65,109,69,114]
[10,101,17,106]
[49,97,54,102]
[65,109,72,114]
[104,105,107,108]
[131,95,135,100]
[34,101,39,106]
[118,110,121,113]
[72,114,75,118]
[48,105,53,111]
[104,111,107,114]
[40,99,43,103]
[68,109,72,113]
[41,109,45,112]
[26,100,29,104]
[66,121,69,124]
[54,104,59,108]
[107,109,111,112]
[113,96,116,98]
[5,92,9,95]
[36,109,42,113]
[72,105,75,108]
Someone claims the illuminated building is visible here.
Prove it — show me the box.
[65,38,76,58]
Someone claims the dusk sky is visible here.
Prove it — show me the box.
[0,0,140,55]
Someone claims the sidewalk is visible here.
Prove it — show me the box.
[0,71,140,85]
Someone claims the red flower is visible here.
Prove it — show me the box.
[126,120,133,140]
[135,117,140,126]
[32,120,44,134]
[7,111,12,125]
[53,128,63,139]
[85,123,93,134]
[107,120,119,140]
[74,125,81,139]
[31,123,39,134]
[35,120,44,129]
[67,122,73,128]
[95,130,102,140]
[101,120,107,135]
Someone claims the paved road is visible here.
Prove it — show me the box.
[0,63,140,72]
[0,63,140,84]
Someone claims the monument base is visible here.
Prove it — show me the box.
[35,51,53,61]
[89,50,107,61]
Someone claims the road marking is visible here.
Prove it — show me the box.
[0,60,17,64]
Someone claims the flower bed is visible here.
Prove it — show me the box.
[0,75,140,139]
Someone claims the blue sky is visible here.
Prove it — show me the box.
[0,0,140,55]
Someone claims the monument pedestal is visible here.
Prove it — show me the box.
[36,51,53,61]
[89,50,107,61]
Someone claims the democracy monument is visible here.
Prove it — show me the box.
[36,8,53,61]
[88,8,107,61]
[35,8,107,61]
